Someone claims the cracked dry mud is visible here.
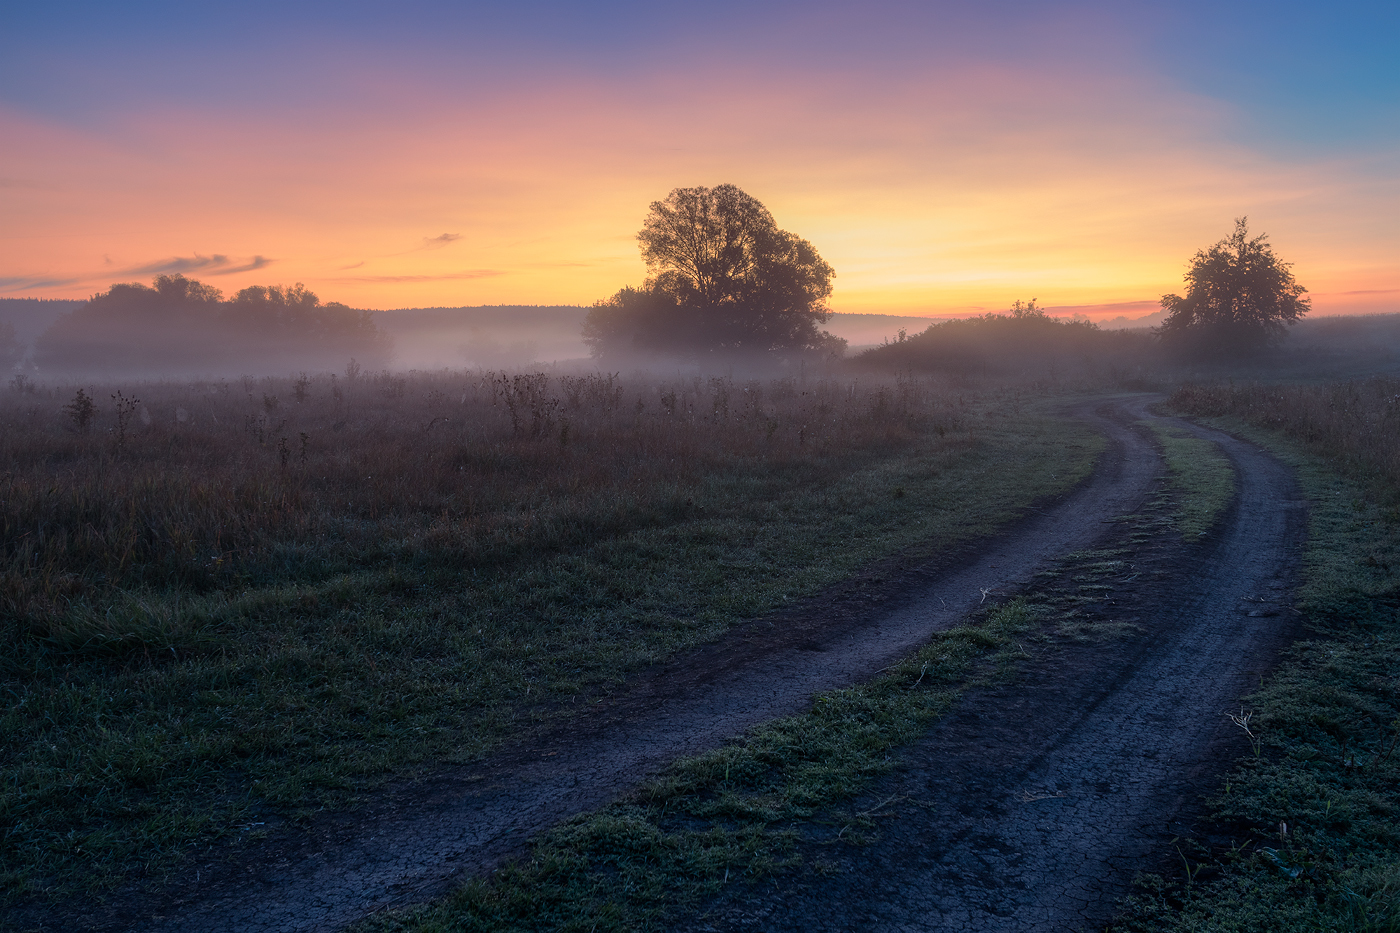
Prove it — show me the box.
[46,396,1304,933]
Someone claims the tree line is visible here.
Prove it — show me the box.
[29,276,391,376]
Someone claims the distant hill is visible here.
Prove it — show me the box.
[1093,310,1168,330]
[821,313,944,349]
[369,306,591,369]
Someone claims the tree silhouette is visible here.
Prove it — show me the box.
[1157,218,1310,355]
[584,184,844,360]
[220,283,390,368]
[34,275,224,372]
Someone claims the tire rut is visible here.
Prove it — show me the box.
[64,396,1169,933]
[691,405,1307,932]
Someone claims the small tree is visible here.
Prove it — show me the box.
[63,389,97,433]
[1156,218,1310,355]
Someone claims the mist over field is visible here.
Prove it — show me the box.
[5,291,1398,386]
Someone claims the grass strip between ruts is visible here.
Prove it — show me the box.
[1143,419,1236,540]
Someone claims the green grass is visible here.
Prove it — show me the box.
[356,600,1041,933]
[1143,420,1236,539]
[359,492,1165,933]
[0,389,1102,902]
[1113,412,1400,933]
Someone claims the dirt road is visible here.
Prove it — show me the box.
[61,396,1301,933]
[689,410,1306,931]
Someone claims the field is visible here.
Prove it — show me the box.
[0,369,1100,906]
[5,364,1399,933]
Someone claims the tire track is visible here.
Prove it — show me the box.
[695,403,1307,932]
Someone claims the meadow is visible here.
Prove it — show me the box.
[351,372,1400,933]
[0,367,1100,901]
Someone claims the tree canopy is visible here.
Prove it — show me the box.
[33,275,390,375]
[583,184,844,360]
[1156,218,1310,355]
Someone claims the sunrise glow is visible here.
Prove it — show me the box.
[3,2,1396,321]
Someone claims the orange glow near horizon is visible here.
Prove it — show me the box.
[3,62,1397,321]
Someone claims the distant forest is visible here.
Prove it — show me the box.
[14,277,390,377]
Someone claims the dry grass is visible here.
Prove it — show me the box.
[2,369,959,646]
[1170,377,1400,515]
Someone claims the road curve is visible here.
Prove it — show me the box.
[698,400,1307,932]
[99,397,1168,933]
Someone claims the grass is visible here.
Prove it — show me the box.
[1143,419,1236,539]
[356,600,1043,933]
[0,371,1102,902]
[1110,386,1400,933]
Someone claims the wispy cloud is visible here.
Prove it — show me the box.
[0,275,84,293]
[0,254,275,296]
[1043,300,1162,315]
[376,234,464,258]
[420,233,461,250]
[329,270,502,283]
[123,254,273,276]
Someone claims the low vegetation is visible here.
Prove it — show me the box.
[1171,377,1400,515]
[1112,381,1400,932]
[0,369,1100,901]
[855,300,1157,379]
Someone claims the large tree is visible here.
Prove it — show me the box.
[584,184,844,360]
[1156,218,1310,355]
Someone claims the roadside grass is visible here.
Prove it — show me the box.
[1112,391,1400,933]
[1142,420,1236,539]
[359,488,1168,933]
[356,600,1042,933]
[0,374,1101,902]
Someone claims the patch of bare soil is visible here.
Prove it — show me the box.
[684,412,1307,932]
[19,396,1215,933]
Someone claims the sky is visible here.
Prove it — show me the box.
[2,0,1397,319]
